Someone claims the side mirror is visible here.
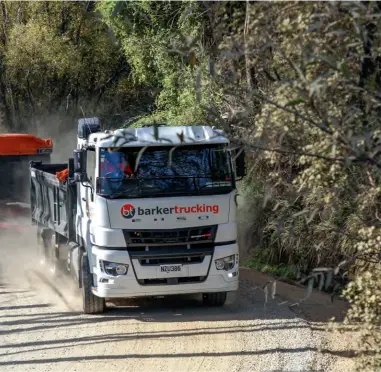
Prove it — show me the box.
[73,149,87,183]
[235,148,246,179]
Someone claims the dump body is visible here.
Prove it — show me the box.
[30,161,77,241]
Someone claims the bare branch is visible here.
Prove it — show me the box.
[232,138,346,163]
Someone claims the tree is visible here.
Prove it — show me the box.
[99,0,224,126]
[0,1,149,132]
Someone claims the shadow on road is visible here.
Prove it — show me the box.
[0,349,366,367]
[0,279,361,362]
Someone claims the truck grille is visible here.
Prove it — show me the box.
[123,226,217,245]
[139,256,204,266]
[125,227,217,285]
[137,276,206,285]
[128,243,214,266]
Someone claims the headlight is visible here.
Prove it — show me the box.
[99,260,129,276]
[215,254,238,271]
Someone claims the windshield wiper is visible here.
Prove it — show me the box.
[101,183,163,199]
[197,181,232,190]
[99,186,141,199]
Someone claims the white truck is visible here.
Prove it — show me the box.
[30,118,246,314]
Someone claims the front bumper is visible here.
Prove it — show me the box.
[90,244,239,298]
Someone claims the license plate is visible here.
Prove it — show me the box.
[160,264,182,274]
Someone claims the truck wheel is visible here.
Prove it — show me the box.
[203,292,227,307]
[81,253,105,314]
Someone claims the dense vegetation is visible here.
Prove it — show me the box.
[1,1,380,368]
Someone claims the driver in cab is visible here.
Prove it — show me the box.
[101,149,135,179]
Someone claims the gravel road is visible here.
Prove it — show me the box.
[0,231,337,372]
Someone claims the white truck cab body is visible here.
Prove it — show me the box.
[31,118,246,314]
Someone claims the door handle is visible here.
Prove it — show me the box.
[82,198,87,202]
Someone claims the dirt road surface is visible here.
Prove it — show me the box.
[0,231,349,372]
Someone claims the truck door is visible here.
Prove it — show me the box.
[78,148,96,245]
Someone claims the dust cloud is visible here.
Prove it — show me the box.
[236,192,263,261]
[34,114,78,162]
[0,115,89,312]
[0,226,82,312]
[0,115,76,307]
[0,116,82,311]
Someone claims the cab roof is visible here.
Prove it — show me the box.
[87,125,229,148]
[0,134,53,156]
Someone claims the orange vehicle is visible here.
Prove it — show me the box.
[0,134,53,229]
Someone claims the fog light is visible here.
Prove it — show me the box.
[215,254,237,271]
[100,260,129,277]
[215,260,226,270]
[116,265,127,275]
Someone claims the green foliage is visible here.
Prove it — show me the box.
[98,0,222,126]
[218,2,381,367]
[0,1,151,131]
[342,227,381,370]
[244,253,296,280]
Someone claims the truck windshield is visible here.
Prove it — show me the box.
[97,144,234,198]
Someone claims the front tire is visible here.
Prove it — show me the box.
[81,253,105,314]
[203,292,227,307]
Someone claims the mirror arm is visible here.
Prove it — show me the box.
[81,179,94,201]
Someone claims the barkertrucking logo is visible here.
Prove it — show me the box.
[121,204,219,219]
